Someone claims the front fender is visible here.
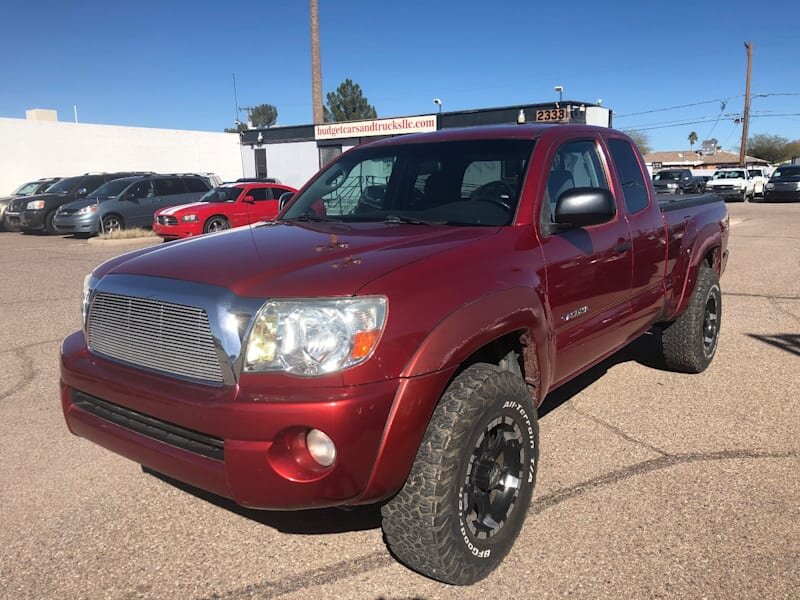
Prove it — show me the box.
[355,287,550,504]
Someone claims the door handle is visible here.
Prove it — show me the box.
[614,241,632,254]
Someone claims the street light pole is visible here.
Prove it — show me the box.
[739,42,753,167]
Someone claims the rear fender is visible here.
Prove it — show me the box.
[355,287,550,504]
[673,226,722,317]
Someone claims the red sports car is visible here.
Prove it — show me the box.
[153,182,296,240]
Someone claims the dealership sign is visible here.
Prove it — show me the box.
[315,115,437,140]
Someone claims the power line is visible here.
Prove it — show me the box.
[614,91,800,119]
[614,98,737,118]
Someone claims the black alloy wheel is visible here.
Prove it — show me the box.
[462,417,525,540]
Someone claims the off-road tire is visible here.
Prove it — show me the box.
[661,265,721,373]
[381,363,539,585]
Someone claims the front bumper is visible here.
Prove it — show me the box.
[19,209,47,229]
[53,212,99,233]
[153,221,201,240]
[60,330,407,509]
[764,189,800,202]
[708,187,746,200]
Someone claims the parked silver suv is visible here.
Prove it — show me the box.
[53,174,212,235]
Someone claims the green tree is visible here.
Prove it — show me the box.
[624,130,651,155]
[249,103,278,128]
[324,79,377,122]
[223,122,247,134]
[688,131,698,150]
[746,133,799,163]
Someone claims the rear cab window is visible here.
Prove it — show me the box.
[607,138,650,214]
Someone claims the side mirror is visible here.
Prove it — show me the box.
[554,187,616,227]
[77,187,89,198]
[242,195,255,204]
[278,191,294,210]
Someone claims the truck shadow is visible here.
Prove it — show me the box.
[142,466,384,534]
[142,330,669,534]
[539,329,669,417]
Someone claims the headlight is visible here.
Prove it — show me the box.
[765,182,774,190]
[27,200,45,210]
[82,273,101,326]
[181,214,198,222]
[244,297,387,376]
[77,204,98,215]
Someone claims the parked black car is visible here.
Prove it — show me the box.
[652,169,705,194]
[5,172,148,233]
[763,166,800,202]
[1,178,62,231]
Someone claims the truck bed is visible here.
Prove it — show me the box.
[658,193,723,212]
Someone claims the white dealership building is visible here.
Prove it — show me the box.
[0,109,243,196]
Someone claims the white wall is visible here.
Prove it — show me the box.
[241,141,321,189]
[0,118,243,195]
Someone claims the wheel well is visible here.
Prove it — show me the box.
[458,330,540,400]
[705,246,721,275]
[205,214,229,228]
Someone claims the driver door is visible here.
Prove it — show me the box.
[538,137,633,385]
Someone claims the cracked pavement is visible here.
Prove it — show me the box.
[1,202,798,599]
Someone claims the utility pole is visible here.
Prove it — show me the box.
[739,41,753,167]
[310,0,324,124]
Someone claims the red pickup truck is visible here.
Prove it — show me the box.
[60,124,728,585]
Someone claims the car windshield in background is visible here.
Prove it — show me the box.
[12,182,42,196]
[654,171,681,181]
[46,176,84,194]
[771,167,800,180]
[201,187,243,202]
[281,139,535,227]
[91,179,132,198]
[712,171,745,180]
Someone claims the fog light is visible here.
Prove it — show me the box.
[306,429,336,467]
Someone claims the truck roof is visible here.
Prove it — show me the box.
[364,123,616,147]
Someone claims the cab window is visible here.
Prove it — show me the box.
[542,140,609,224]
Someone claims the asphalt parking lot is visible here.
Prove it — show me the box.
[1,202,798,599]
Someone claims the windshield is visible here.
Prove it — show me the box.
[282,139,535,226]
[711,171,745,180]
[747,170,762,178]
[771,167,800,180]
[11,182,42,196]
[90,179,133,198]
[654,171,681,181]
[201,187,244,202]
[46,176,84,194]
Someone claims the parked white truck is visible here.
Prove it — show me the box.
[705,168,755,201]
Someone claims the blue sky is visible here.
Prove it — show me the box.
[1,0,798,152]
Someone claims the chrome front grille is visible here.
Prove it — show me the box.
[157,215,178,225]
[87,292,224,384]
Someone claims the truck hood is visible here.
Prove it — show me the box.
[104,221,499,298]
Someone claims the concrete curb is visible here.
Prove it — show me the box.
[86,236,161,247]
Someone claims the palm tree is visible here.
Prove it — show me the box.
[688,131,698,150]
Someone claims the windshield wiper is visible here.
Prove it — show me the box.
[281,213,337,222]
[383,215,445,225]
